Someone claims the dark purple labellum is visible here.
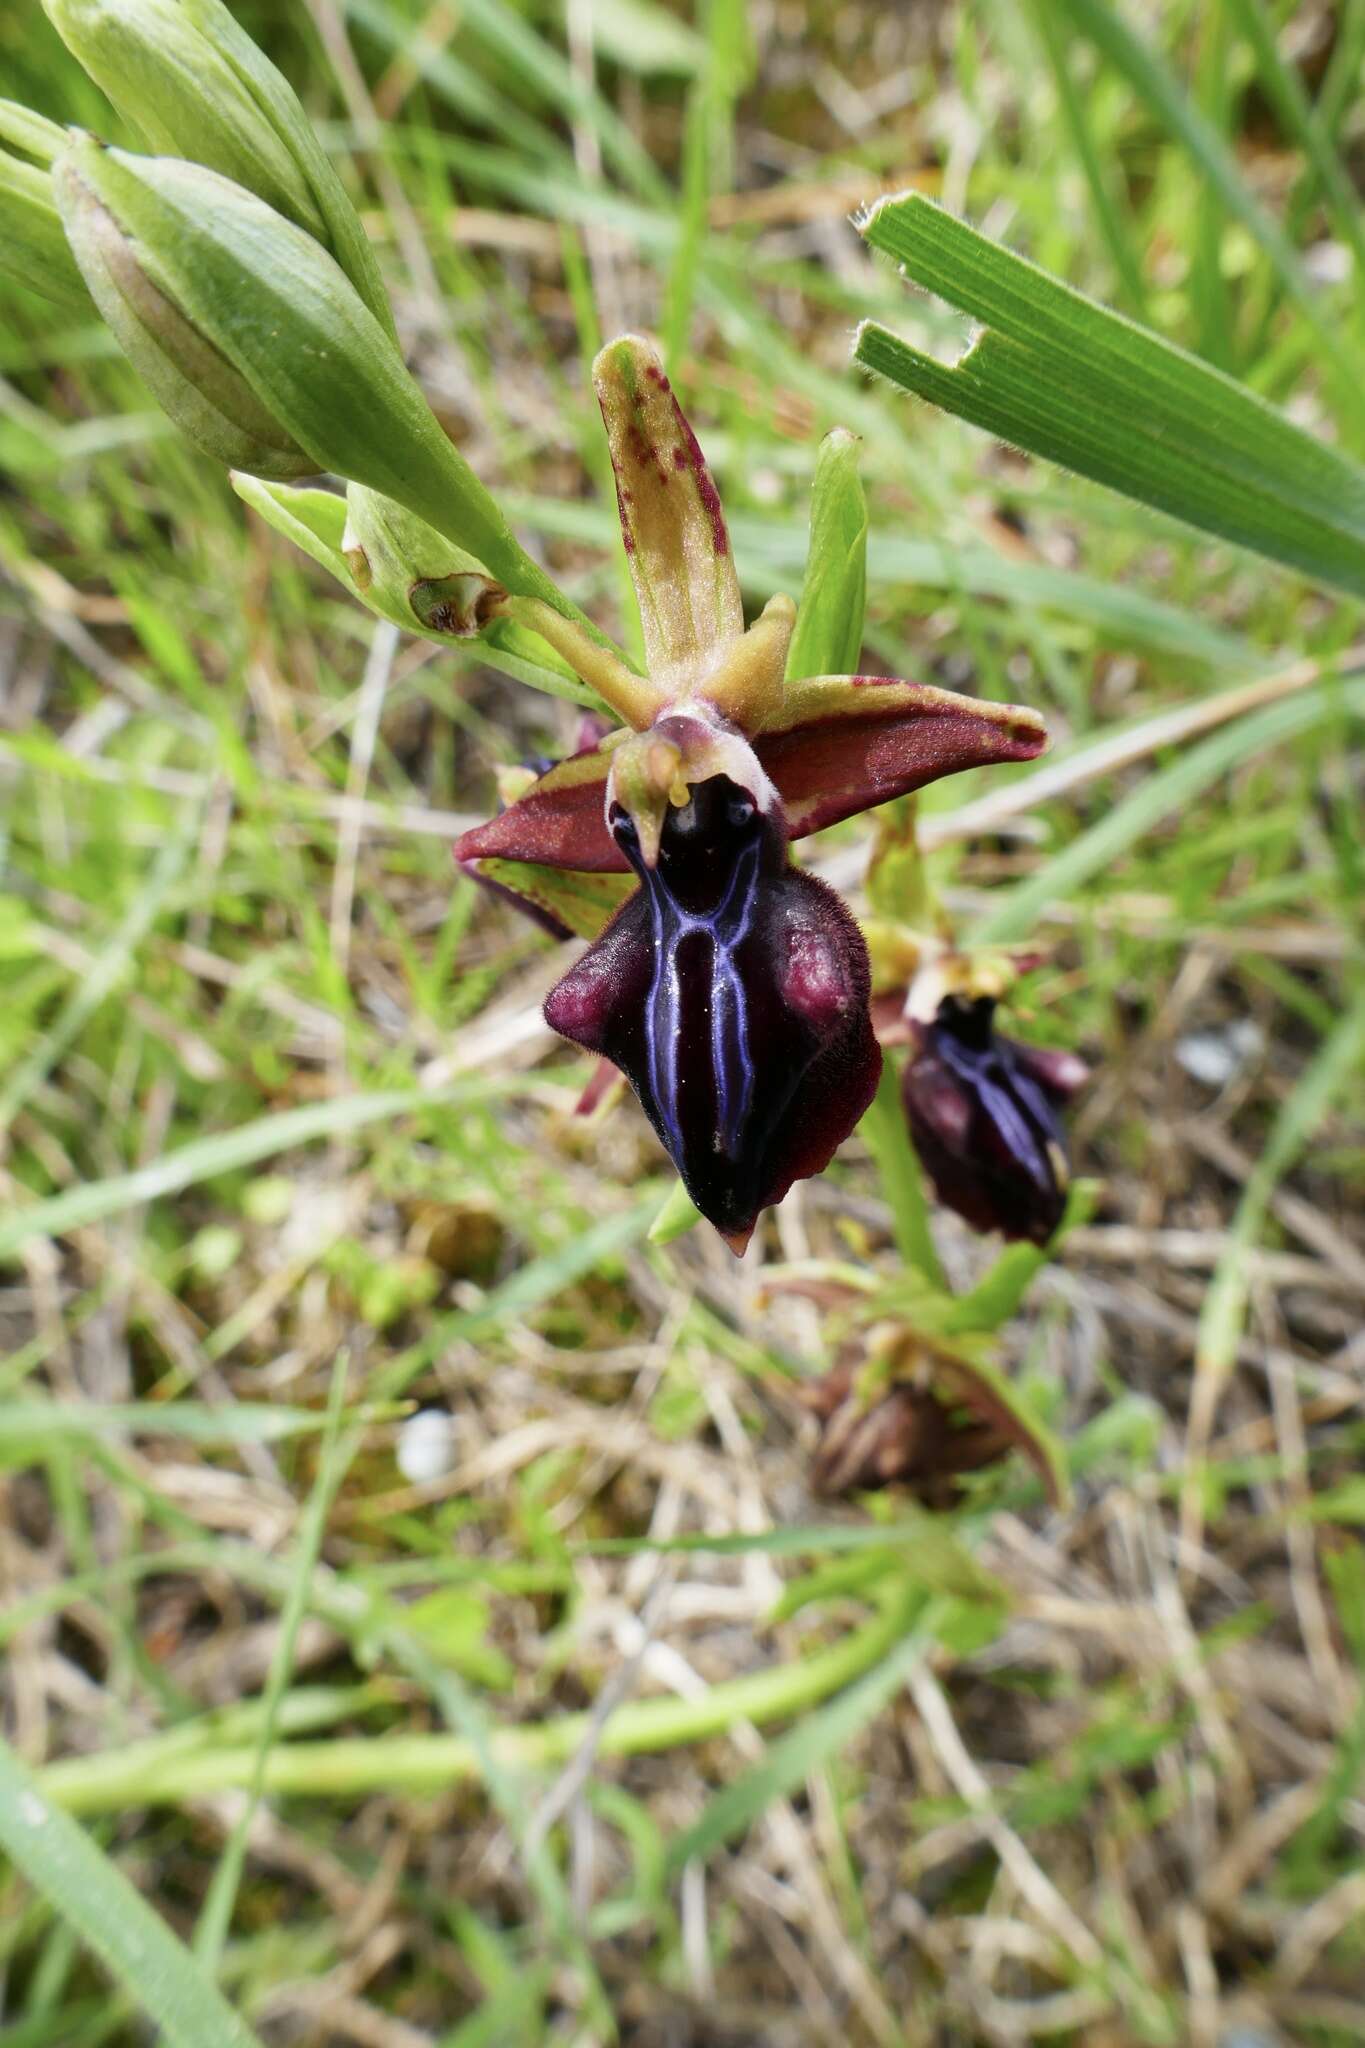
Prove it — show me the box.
[544,776,881,1250]
[902,996,1086,1246]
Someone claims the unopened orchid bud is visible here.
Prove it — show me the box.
[0,102,90,308]
[902,995,1088,1245]
[54,139,557,601]
[56,138,314,477]
[43,0,393,333]
[342,486,503,639]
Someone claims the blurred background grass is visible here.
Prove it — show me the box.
[1,0,1364,2042]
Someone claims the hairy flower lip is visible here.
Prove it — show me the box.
[543,774,881,1251]
[902,995,1087,1246]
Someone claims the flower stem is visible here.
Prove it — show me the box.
[40,1601,912,1818]
[861,1058,946,1288]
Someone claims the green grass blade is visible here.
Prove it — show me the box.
[1050,0,1365,435]
[0,807,199,1132]
[661,0,750,367]
[1020,0,1149,318]
[971,672,1365,944]
[1223,0,1365,314]
[647,1177,703,1244]
[194,1357,354,1970]
[0,1400,398,1450]
[856,193,1365,598]
[0,1083,482,1262]
[0,1737,264,2048]
[662,1594,940,1874]
[857,1059,944,1288]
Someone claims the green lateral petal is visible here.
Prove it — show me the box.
[786,427,868,684]
[593,334,743,696]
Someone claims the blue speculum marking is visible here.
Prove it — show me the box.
[613,778,765,1174]
[638,829,761,1164]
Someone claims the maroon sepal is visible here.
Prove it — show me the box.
[756,689,1047,839]
[453,743,625,873]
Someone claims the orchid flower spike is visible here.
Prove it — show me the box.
[457,336,1048,1250]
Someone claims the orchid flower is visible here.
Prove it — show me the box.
[457,336,1047,1250]
[901,992,1089,1247]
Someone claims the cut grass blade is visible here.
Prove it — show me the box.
[0,1736,264,2048]
[856,194,1365,599]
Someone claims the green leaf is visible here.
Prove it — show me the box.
[647,1177,704,1245]
[46,0,395,333]
[0,1735,264,2048]
[855,193,1365,599]
[858,1059,944,1289]
[57,140,595,629]
[0,99,69,169]
[1300,1477,1365,1526]
[785,426,869,683]
[233,474,610,710]
[229,473,348,575]
[0,148,91,309]
[661,1593,941,1874]
[940,1180,1099,1333]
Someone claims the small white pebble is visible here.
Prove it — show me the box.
[19,1792,47,1828]
[396,1408,458,1485]
[1176,1019,1264,1088]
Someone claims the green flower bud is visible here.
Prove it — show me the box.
[0,99,91,308]
[0,99,68,169]
[55,137,315,475]
[42,0,393,336]
[342,485,504,638]
[52,137,556,602]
